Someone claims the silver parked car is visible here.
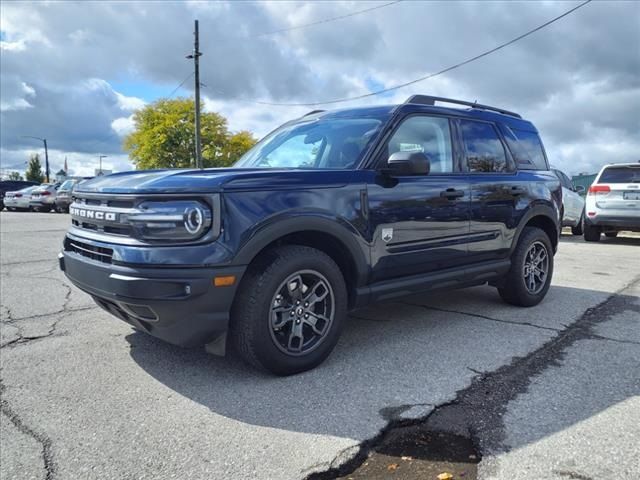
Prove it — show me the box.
[552,168,585,235]
[29,184,59,212]
[3,186,39,211]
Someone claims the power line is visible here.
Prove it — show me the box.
[252,1,402,38]
[168,72,194,98]
[249,0,592,107]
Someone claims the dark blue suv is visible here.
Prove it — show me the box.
[59,95,562,375]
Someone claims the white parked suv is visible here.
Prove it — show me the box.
[583,162,640,242]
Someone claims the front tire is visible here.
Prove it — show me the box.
[498,227,554,307]
[231,245,347,376]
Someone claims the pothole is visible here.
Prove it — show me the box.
[336,425,479,480]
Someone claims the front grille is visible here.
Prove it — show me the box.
[71,218,131,236]
[65,237,113,264]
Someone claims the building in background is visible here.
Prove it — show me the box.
[572,173,597,196]
[95,169,113,176]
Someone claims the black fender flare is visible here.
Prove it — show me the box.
[511,204,560,254]
[233,214,370,286]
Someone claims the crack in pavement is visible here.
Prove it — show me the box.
[0,380,57,480]
[399,301,562,332]
[305,275,640,479]
[554,469,595,480]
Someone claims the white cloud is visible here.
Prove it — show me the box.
[115,92,146,111]
[111,115,136,137]
[0,39,26,52]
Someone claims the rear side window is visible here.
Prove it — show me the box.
[459,120,509,173]
[598,166,640,183]
[501,126,548,170]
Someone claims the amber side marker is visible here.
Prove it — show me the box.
[214,275,236,287]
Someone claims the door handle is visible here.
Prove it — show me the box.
[509,186,526,196]
[440,188,465,199]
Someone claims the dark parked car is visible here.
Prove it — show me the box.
[59,95,562,375]
[55,177,93,213]
[0,180,39,210]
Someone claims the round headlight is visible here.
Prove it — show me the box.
[184,206,205,235]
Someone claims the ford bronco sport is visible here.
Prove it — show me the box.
[59,95,562,375]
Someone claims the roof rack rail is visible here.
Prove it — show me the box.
[303,109,325,117]
[405,95,522,119]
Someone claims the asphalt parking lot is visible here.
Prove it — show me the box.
[1,211,639,480]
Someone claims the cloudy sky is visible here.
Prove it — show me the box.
[1,0,638,178]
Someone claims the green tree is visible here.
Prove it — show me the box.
[25,154,44,183]
[123,98,257,169]
[7,171,23,181]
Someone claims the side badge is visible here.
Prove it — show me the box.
[382,228,393,243]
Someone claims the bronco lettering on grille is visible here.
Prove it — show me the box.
[70,207,117,222]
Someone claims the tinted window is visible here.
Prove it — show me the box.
[502,126,548,170]
[460,120,509,173]
[599,166,640,183]
[386,116,453,173]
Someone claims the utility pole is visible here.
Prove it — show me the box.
[43,138,50,183]
[186,19,203,169]
[21,135,50,182]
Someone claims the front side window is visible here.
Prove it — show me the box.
[235,117,385,169]
[385,116,453,173]
[460,120,509,173]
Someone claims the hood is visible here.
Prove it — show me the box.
[74,167,359,194]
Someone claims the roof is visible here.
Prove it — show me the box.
[305,97,537,132]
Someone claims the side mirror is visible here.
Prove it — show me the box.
[575,185,585,193]
[387,151,430,176]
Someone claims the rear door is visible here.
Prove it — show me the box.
[459,119,523,262]
[593,165,640,215]
[367,114,470,282]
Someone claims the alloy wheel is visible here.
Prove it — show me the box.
[522,241,549,294]
[269,269,335,356]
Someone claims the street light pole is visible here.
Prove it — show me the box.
[21,135,50,183]
[186,19,203,169]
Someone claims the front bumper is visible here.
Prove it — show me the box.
[59,249,246,348]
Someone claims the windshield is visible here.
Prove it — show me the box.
[59,180,76,191]
[234,117,384,169]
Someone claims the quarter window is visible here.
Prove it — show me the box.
[385,116,453,173]
[502,126,548,170]
[460,120,509,173]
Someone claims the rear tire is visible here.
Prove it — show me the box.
[498,227,553,307]
[231,245,347,376]
[583,221,600,242]
[605,231,618,238]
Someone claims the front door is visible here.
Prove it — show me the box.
[367,114,470,283]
